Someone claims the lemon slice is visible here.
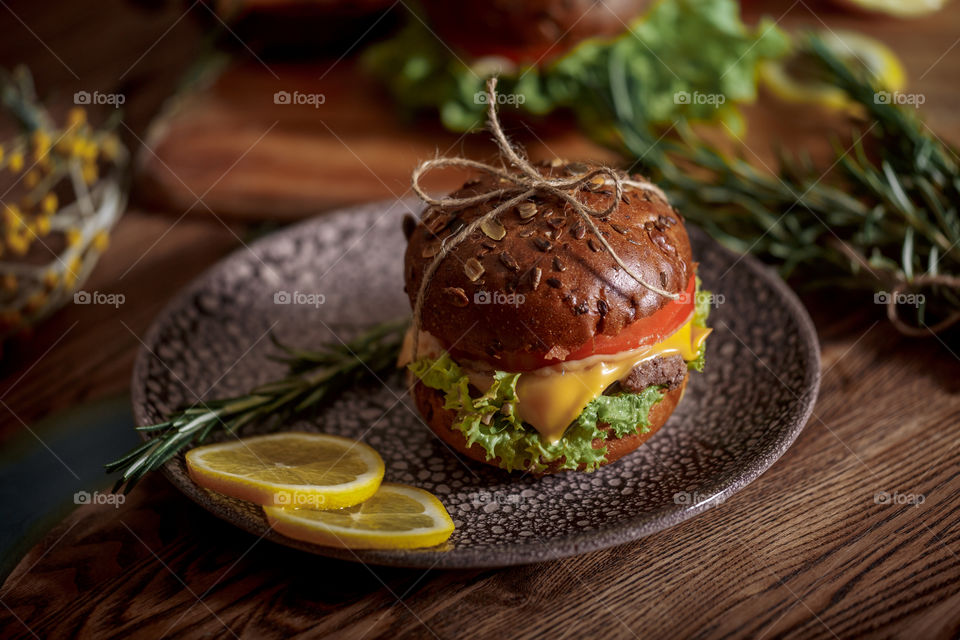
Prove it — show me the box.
[837,0,948,18]
[264,483,455,550]
[760,30,905,111]
[185,432,384,509]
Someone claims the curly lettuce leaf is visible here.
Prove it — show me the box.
[409,354,666,473]
[363,0,789,133]
[576,386,665,439]
[688,275,712,372]
[694,276,712,329]
[687,344,707,373]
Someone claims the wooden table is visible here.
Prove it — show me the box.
[1,1,959,638]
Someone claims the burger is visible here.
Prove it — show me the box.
[398,161,711,474]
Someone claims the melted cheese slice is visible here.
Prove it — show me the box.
[399,318,710,444]
[514,316,710,443]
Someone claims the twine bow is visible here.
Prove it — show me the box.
[409,77,679,360]
[832,239,960,336]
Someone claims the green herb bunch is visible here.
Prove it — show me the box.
[604,34,960,335]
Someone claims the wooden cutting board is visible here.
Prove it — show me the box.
[133,60,621,221]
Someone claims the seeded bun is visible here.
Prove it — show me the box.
[403,162,693,367]
[411,374,687,473]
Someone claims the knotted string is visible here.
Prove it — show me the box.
[409,77,679,361]
[832,239,960,336]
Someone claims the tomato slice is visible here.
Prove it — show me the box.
[563,275,696,362]
[456,275,696,372]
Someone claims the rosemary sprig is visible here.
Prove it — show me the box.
[603,33,960,335]
[107,318,408,493]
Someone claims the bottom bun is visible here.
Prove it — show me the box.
[411,374,688,474]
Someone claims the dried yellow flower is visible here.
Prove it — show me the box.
[67,228,83,247]
[42,193,58,214]
[82,162,98,184]
[3,204,22,226]
[68,107,87,128]
[32,130,51,162]
[92,230,109,252]
[8,230,29,255]
[80,139,98,163]
[64,255,83,286]
[8,152,24,173]
[35,215,51,235]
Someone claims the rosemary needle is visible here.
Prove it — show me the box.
[107,318,408,493]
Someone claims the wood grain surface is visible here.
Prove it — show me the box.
[1,0,960,638]
[133,62,620,221]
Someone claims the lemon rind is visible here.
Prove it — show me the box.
[185,432,385,509]
[264,484,456,550]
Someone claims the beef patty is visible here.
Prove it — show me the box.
[619,354,687,393]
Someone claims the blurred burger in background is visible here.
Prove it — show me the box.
[419,0,652,64]
[362,0,790,134]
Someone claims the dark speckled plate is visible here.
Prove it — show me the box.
[132,199,819,568]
